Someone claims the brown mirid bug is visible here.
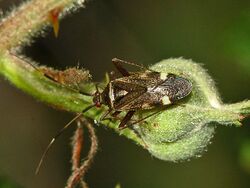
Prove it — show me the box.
[35,58,192,173]
[92,58,193,128]
[21,56,192,130]
[45,57,193,129]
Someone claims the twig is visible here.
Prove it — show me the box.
[66,118,98,188]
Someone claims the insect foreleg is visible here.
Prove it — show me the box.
[111,111,122,117]
[118,111,135,129]
[99,109,113,122]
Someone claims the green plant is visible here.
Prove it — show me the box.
[0,0,249,187]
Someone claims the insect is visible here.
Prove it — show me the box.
[92,58,193,128]
[22,56,192,129]
[35,58,192,173]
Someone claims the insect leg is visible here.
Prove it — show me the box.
[112,58,131,76]
[99,111,123,125]
[112,58,148,71]
[99,109,113,122]
[127,110,162,127]
[111,111,122,117]
[101,111,122,121]
[118,111,135,129]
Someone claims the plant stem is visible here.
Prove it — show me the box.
[0,0,85,50]
[0,51,93,112]
[224,101,250,115]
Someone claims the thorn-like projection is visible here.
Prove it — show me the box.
[48,7,63,37]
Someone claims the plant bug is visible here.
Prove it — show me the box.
[20,56,192,130]
[35,57,192,173]
[94,58,193,128]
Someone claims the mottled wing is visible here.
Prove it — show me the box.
[114,71,163,89]
[113,90,147,110]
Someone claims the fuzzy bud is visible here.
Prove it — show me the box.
[132,58,244,162]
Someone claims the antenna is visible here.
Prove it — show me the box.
[35,104,96,174]
[10,52,93,96]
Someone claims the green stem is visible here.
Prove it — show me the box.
[224,101,250,115]
[0,51,92,113]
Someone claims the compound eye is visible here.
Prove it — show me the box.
[95,102,101,108]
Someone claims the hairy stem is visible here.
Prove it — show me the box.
[0,51,92,113]
[66,118,98,188]
[224,101,250,115]
[0,0,85,50]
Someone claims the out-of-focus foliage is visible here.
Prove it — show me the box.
[0,177,22,188]
[239,139,250,174]
[114,183,121,188]
[224,11,250,72]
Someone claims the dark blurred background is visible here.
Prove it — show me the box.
[0,0,250,187]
